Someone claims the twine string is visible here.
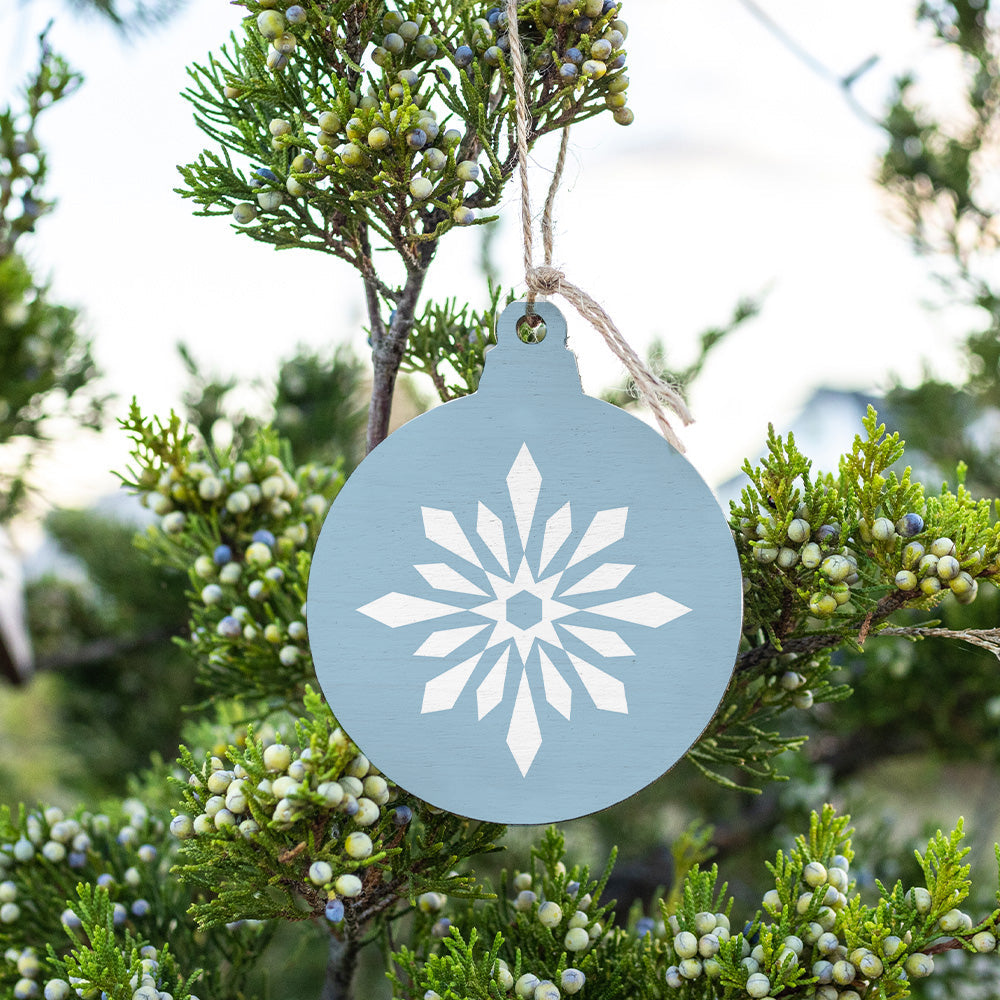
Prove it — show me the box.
[503,0,694,452]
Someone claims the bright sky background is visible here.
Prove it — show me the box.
[1,0,974,540]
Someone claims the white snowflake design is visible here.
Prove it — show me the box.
[358,444,692,777]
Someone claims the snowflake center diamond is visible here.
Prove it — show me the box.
[505,591,544,630]
[356,442,694,778]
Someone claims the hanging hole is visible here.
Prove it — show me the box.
[516,313,547,343]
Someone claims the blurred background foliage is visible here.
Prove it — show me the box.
[2,1,1000,997]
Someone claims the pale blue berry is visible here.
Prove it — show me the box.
[454,45,474,67]
[905,953,933,977]
[787,518,810,543]
[263,744,292,772]
[973,930,996,952]
[590,38,613,60]
[410,176,434,199]
[42,841,65,862]
[217,616,242,639]
[930,536,955,557]
[44,981,71,1000]
[393,805,412,825]
[414,35,438,59]
[170,814,194,839]
[345,832,373,859]
[335,873,363,897]
[368,127,392,150]
[418,891,445,912]
[515,973,540,998]
[354,797,380,826]
[162,511,186,533]
[286,5,306,24]
[309,861,333,885]
[325,898,345,922]
[937,554,961,580]
[384,32,405,54]
[316,781,344,806]
[194,555,216,579]
[423,148,446,171]
[561,969,585,994]
[226,490,251,513]
[453,206,475,225]
[341,143,366,167]
[213,544,232,565]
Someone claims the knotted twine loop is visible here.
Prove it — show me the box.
[504,0,694,452]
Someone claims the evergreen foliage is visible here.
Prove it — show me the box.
[0,41,106,521]
[5,2,1000,1000]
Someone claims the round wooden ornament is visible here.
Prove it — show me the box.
[308,301,742,824]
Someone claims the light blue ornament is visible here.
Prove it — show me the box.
[308,301,742,823]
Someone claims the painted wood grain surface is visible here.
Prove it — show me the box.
[308,301,743,823]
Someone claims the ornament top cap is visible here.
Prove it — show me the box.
[481,300,581,395]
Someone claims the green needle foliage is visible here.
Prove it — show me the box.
[0,40,106,521]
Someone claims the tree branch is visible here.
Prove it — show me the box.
[365,264,429,454]
[320,931,361,1000]
[736,0,880,126]
[735,591,913,672]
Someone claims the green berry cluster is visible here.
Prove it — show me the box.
[391,829,637,1000]
[169,689,502,929]
[171,712,397,922]
[0,801,163,947]
[734,408,1000,631]
[663,909,733,987]
[528,0,634,124]
[180,0,633,260]
[654,807,1000,1000]
[0,798,249,1000]
[52,884,203,1000]
[120,404,341,706]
